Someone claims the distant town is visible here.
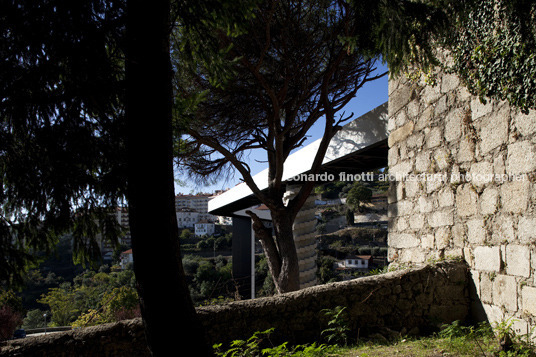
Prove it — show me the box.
[114,183,389,279]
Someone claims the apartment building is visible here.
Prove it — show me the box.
[100,207,132,262]
[175,193,220,228]
[175,193,212,213]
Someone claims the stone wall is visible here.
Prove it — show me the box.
[0,260,469,356]
[387,68,536,336]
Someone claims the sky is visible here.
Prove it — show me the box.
[175,61,389,195]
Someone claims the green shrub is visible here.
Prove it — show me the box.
[320,306,350,346]
[214,328,331,357]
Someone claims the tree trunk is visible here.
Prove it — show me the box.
[250,208,300,293]
[125,1,212,355]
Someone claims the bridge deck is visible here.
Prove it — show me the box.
[208,102,389,216]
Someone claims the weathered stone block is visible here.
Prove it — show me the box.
[426,174,443,193]
[493,274,517,311]
[522,286,536,316]
[513,108,536,137]
[477,105,509,154]
[397,217,409,231]
[446,248,463,261]
[518,216,536,244]
[395,109,409,127]
[457,86,472,102]
[438,187,454,208]
[506,245,531,278]
[396,181,405,201]
[422,234,435,250]
[493,154,506,175]
[474,246,501,272]
[406,99,421,120]
[404,180,421,198]
[428,210,454,228]
[479,272,493,304]
[471,97,493,120]
[466,219,486,245]
[464,247,474,269]
[433,147,451,171]
[456,184,478,217]
[434,95,448,116]
[470,269,480,296]
[479,187,498,215]
[491,215,515,244]
[389,233,420,249]
[388,111,398,131]
[506,141,536,174]
[406,133,424,149]
[415,152,431,173]
[426,127,442,148]
[389,121,415,147]
[388,147,399,167]
[529,250,536,279]
[422,83,442,105]
[501,180,530,214]
[444,108,463,142]
[418,196,434,213]
[390,87,414,116]
[457,137,475,163]
[482,303,504,325]
[452,223,466,248]
[435,227,451,249]
[469,161,494,188]
[397,200,414,216]
[399,247,426,263]
[409,214,425,230]
[391,160,413,177]
[398,143,411,160]
[415,106,434,131]
[441,73,460,94]
[512,319,529,336]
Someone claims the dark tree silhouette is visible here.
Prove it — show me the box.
[1,0,219,354]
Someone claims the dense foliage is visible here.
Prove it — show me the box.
[36,267,137,327]
[0,0,127,287]
[0,290,24,341]
[182,253,275,304]
[346,183,373,213]
[369,0,536,113]
[445,0,536,113]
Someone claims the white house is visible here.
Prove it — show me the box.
[119,249,133,270]
[194,220,215,237]
[334,255,372,270]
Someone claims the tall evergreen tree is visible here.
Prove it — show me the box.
[0,0,257,354]
[1,0,127,287]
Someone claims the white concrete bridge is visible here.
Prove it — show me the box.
[208,102,389,298]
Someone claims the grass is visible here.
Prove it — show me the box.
[331,320,536,357]
[214,319,536,356]
[332,335,497,356]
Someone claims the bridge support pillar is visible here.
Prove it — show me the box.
[284,185,318,289]
[232,216,252,299]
